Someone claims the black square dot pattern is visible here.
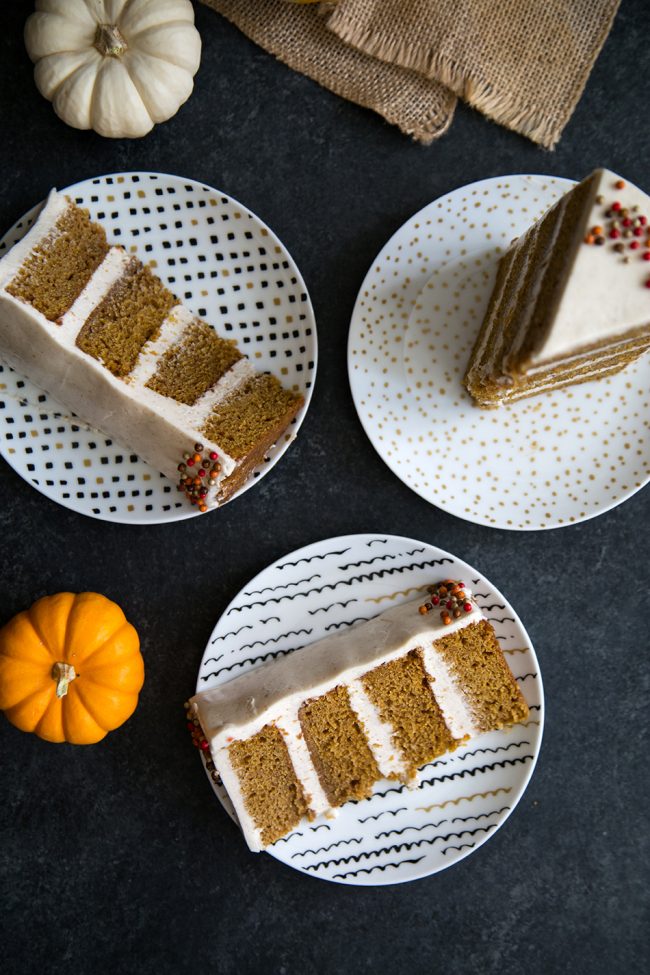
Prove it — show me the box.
[0,173,316,524]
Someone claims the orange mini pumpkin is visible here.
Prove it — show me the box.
[0,592,144,744]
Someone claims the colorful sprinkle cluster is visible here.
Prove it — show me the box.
[583,178,650,287]
[177,442,221,513]
[418,580,473,625]
[184,702,220,785]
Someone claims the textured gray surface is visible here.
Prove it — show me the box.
[0,1,648,973]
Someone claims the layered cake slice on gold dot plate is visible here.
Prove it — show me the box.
[464,168,650,407]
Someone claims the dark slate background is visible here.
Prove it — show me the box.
[1,2,648,973]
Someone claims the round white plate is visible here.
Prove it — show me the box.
[348,175,650,530]
[0,173,316,524]
[195,533,543,886]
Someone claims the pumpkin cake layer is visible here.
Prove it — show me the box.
[5,202,109,323]
[299,685,381,806]
[464,168,650,408]
[0,190,305,510]
[145,320,243,406]
[190,580,529,852]
[76,259,176,377]
[228,724,310,847]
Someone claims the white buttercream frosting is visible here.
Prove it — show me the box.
[530,169,650,365]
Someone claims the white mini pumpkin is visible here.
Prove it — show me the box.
[25,0,202,138]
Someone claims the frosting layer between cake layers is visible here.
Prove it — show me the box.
[0,190,304,508]
[191,583,528,851]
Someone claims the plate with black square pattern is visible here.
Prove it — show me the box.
[0,172,317,524]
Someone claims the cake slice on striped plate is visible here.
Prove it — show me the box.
[0,190,304,510]
[188,580,528,851]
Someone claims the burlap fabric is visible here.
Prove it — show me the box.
[201,0,620,148]
[201,0,455,142]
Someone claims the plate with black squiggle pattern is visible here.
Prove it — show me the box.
[195,533,544,886]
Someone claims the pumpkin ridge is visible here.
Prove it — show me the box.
[7,683,57,731]
[20,597,57,659]
[37,50,100,101]
[72,678,136,731]
[80,619,136,664]
[62,683,108,742]
[79,664,144,695]
[125,18,195,45]
[0,615,52,663]
[64,592,126,661]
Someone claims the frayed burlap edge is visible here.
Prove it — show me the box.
[200,0,456,144]
[326,3,621,148]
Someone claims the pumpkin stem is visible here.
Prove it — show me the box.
[52,661,77,698]
[94,23,128,59]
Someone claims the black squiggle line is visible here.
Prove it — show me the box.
[306,827,495,870]
[473,591,488,598]
[236,628,313,653]
[227,582,342,612]
[442,842,476,856]
[516,673,537,682]
[450,807,510,824]
[345,558,453,585]
[528,704,541,711]
[418,755,533,788]
[375,818,449,840]
[456,741,530,762]
[211,624,252,643]
[366,539,389,547]
[354,783,407,804]
[358,807,407,824]
[275,548,350,571]
[243,573,320,597]
[203,654,224,666]
[205,645,297,678]
[471,578,481,584]
[487,616,515,624]
[308,599,357,615]
[325,616,372,631]
[332,857,425,880]
[480,603,505,611]
[272,831,300,845]
[337,548,425,571]
[291,837,363,859]
[260,616,281,625]
[228,561,455,612]
[272,823,331,846]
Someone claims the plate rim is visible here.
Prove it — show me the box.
[0,170,318,526]
[347,172,650,531]
[195,531,545,886]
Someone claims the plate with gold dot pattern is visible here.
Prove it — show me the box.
[348,175,650,530]
[0,172,316,524]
